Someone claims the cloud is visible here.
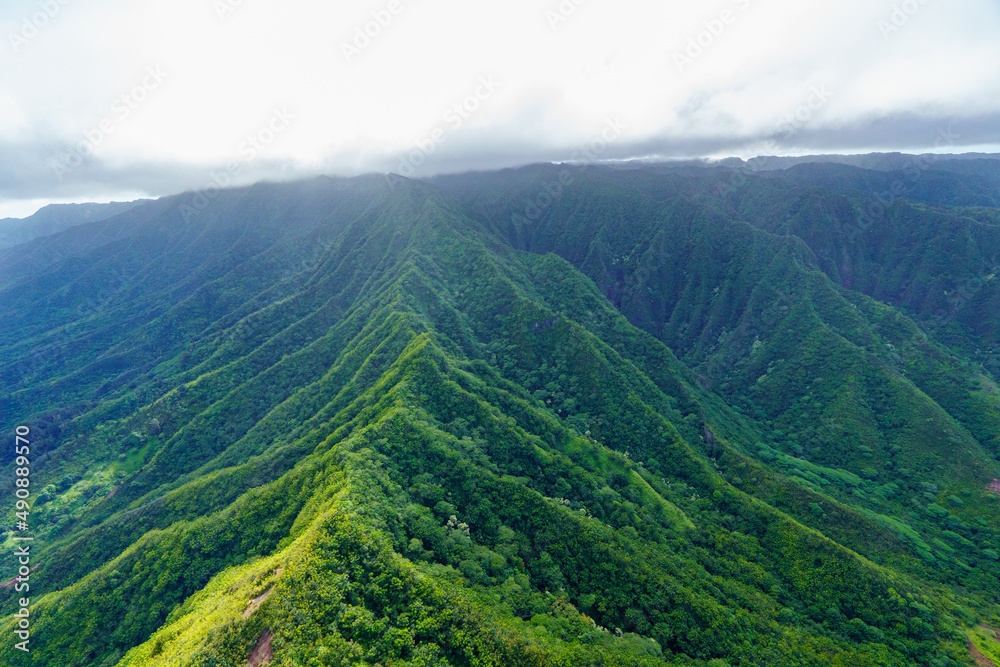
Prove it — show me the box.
[0,0,998,212]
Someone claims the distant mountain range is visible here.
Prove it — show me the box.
[1,157,999,666]
[0,200,148,250]
[735,151,1000,172]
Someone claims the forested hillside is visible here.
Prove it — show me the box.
[1,163,999,666]
[0,200,147,250]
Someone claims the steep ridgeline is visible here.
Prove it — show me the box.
[763,158,1000,208]
[0,200,148,250]
[0,168,998,667]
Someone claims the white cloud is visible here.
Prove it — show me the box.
[0,0,998,214]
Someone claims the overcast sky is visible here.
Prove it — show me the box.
[1,0,999,217]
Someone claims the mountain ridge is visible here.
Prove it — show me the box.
[1,166,999,666]
[0,200,149,250]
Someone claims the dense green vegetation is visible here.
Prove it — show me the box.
[0,200,146,250]
[2,162,1000,665]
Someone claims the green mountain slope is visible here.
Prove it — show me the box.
[0,200,148,250]
[765,159,1000,209]
[1,168,999,666]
